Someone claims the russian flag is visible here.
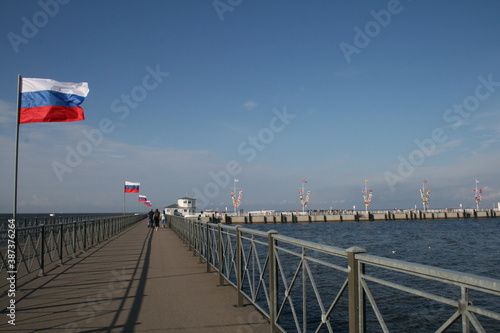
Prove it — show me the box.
[138,195,147,202]
[124,181,140,193]
[20,77,89,124]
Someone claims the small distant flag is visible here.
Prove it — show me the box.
[124,181,140,193]
[20,77,89,124]
[423,180,428,183]
[234,179,239,182]
[138,195,147,202]
[365,179,369,183]
[302,179,308,183]
[476,180,479,184]
[144,200,152,207]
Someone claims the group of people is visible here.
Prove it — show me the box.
[148,208,166,231]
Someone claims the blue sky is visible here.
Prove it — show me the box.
[1,0,500,213]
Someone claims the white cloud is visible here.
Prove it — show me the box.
[434,139,462,155]
[242,100,258,111]
[480,138,500,150]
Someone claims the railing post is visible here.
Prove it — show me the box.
[83,221,87,251]
[268,230,279,332]
[39,224,45,276]
[198,222,204,262]
[206,222,211,273]
[218,224,224,286]
[461,286,471,333]
[91,220,95,246]
[59,223,64,265]
[236,226,244,307]
[72,222,77,258]
[346,246,367,333]
[99,219,102,242]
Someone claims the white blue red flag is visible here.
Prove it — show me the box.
[124,181,140,193]
[138,195,147,202]
[20,77,89,124]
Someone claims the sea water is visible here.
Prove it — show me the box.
[243,217,500,331]
[243,217,500,278]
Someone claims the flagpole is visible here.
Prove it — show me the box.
[475,180,479,210]
[422,181,425,212]
[302,181,305,213]
[12,74,22,290]
[13,75,22,221]
[123,182,125,215]
[233,179,236,215]
[365,181,368,214]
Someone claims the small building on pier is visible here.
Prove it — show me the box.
[164,197,196,216]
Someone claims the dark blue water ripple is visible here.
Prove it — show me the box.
[243,217,500,332]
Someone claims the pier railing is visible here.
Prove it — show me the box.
[169,215,500,332]
[0,214,145,291]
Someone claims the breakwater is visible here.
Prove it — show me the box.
[205,208,498,224]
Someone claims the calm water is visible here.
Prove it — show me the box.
[242,217,500,332]
[243,217,500,279]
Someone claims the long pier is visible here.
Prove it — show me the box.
[206,208,499,224]
[0,216,269,331]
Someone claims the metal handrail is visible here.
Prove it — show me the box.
[168,216,500,332]
[0,214,145,292]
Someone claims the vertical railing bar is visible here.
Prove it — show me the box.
[302,247,307,333]
[218,224,224,286]
[72,222,77,258]
[206,222,211,272]
[39,224,45,276]
[59,223,63,265]
[346,246,367,333]
[268,230,279,333]
[236,226,243,307]
[461,286,470,333]
[83,221,87,251]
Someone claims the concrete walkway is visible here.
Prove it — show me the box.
[0,220,270,332]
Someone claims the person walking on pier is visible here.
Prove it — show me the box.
[153,209,160,231]
[148,209,154,228]
[161,211,166,228]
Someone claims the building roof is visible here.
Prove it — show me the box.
[165,204,181,209]
[178,197,196,200]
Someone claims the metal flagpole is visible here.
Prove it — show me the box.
[302,181,305,213]
[123,182,126,215]
[475,180,479,210]
[422,181,425,212]
[13,74,22,222]
[13,75,23,219]
[12,74,22,290]
[233,179,237,215]
[365,180,368,215]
